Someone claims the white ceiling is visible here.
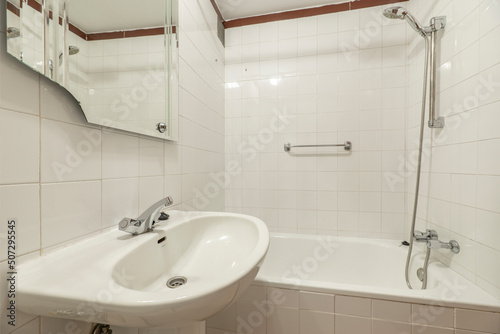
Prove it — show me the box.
[48,0,349,33]
[68,0,165,33]
[214,0,350,21]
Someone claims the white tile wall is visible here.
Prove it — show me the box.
[225,4,409,238]
[0,0,224,333]
[223,1,500,332]
[406,0,500,300]
[1,0,500,333]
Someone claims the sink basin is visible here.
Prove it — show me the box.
[18,211,269,328]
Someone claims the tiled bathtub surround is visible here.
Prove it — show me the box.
[0,0,224,333]
[224,3,409,238]
[207,285,500,334]
[404,0,500,300]
[223,0,500,333]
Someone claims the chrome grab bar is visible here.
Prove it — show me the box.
[284,141,352,152]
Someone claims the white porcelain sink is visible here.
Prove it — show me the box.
[18,211,269,328]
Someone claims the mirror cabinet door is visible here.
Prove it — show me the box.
[5,0,179,141]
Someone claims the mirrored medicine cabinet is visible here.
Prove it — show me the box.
[5,0,179,141]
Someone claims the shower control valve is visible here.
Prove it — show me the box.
[413,229,438,242]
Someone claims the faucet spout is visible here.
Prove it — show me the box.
[119,197,174,235]
[427,239,460,254]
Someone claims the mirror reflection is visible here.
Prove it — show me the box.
[6,0,179,140]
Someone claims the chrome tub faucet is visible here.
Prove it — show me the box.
[413,229,460,253]
[119,197,174,235]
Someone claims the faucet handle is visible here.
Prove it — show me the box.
[426,229,438,240]
[118,218,143,235]
[413,229,438,242]
[158,212,170,221]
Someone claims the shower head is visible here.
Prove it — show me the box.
[7,27,20,39]
[383,6,427,37]
[68,45,80,55]
[58,45,80,65]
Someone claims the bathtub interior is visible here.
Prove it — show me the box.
[259,233,445,290]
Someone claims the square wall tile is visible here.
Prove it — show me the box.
[235,301,266,334]
[267,307,299,334]
[0,184,40,260]
[411,304,454,328]
[335,315,371,334]
[41,181,101,249]
[102,131,139,179]
[41,120,101,182]
[476,244,500,292]
[372,320,411,334]
[300,310,334,334]
[299,291,335,313]
[372,299,411,323]
[102,178,139,229]
[267,287,300,308]
[0,109,39,184]
[139,138,164,176]
[335,295,371,317]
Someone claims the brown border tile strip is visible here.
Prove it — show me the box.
[87,27,170,41]
[69,24,87,40]
[125,27,165,38]
[6,1,20,17]
[351,0,408,10]
[26,0,41,12]
[224,2,349,28]
[87,31,125,41]
[222,0,408,28]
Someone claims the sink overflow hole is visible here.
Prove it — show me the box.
[157,236,166,244]
[167,276,187,288]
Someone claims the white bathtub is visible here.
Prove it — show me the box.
[254,233,500,312]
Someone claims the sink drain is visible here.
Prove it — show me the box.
[167,276,187,288]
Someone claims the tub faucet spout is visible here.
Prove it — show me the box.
[119,197,173,235]
[427,239,460,254]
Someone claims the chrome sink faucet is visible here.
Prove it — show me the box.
[119,197,174,235]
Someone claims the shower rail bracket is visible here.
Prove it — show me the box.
[428,116,445,128]
[429,16,447,32]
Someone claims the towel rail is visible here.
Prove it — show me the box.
[284,141,352,152]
